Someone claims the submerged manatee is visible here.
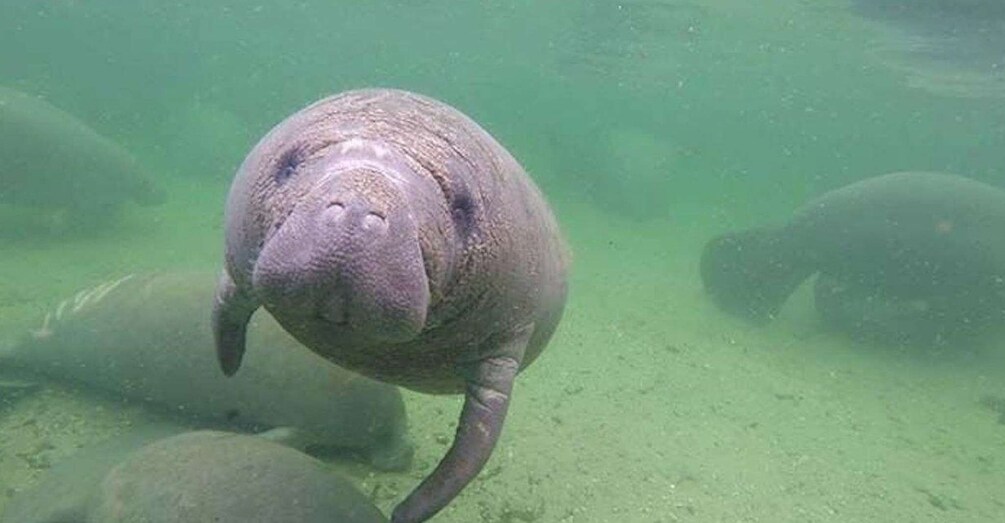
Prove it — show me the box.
[812,272,979,345]
[1,423,187,523]
[0,87,164,227]
[4,429,387,523]
[1,271,412,470]
[93,431,387,523]
[701,171,1005,343]
[850,0,1005,98]
[214,88,569,522]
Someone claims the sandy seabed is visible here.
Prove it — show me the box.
[1,179,1003,523]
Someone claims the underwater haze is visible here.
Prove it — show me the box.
[2,1,1004,521]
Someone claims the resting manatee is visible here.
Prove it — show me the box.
[213,88,569,522]
[0,87,164,228]
[812,272,983,345]
[1,423,187,523]
[0,271,412,470]
[4,429,387,523]
[701,171,1005,344]
[850,0,1005,98]
[95,431,386,523]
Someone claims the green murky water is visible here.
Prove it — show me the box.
[1,1,1004,521]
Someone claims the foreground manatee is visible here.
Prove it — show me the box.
[1,271,411,470]
[4,429,387,523]
[214,88,570,522]
[0,87,164,228]
[701,171,1005,344]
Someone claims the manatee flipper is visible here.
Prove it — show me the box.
[211,270,259,376]
[700,227,815,322]
[391,330,530,523]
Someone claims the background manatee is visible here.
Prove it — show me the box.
[5,429,387,523]
[0,87,165,232]
[701,171,1005,344]
[1,271,412,470]
[214,88,569,522]
[1,423,186,523]
[812,273,983,346]
[850,0,1005,98]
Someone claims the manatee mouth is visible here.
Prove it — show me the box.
[318,294,350,326]
[319,312,350,326]
[253,161,432,345]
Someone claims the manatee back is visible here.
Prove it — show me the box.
[0,424,187,523]
[791,171,1005,295]
[88,431,387,523]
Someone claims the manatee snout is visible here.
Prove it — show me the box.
[253,167,430,344]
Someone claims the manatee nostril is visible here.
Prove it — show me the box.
[323,201,346,222]
[363,211,388,233]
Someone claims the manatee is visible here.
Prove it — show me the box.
[0,87,165,229]
[850,0,1005,98]
[593,126,692,221]
[2,423,187,523]
[4,429,387,523]
[213,88,569,522]
[1,271,412,470]
[812,272,977,346]
[701,171,1005,344]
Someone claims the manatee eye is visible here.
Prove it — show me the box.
[275,148,302,184]
[363,211,388,233]
[451,191,475,238]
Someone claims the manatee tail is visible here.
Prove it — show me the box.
[700,227,815,322]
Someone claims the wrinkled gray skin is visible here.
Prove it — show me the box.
[4,429,387,523]
[1,271,412,470]
[0,87,164,225]
[701,171,1005,344]
[214,88,569,522]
